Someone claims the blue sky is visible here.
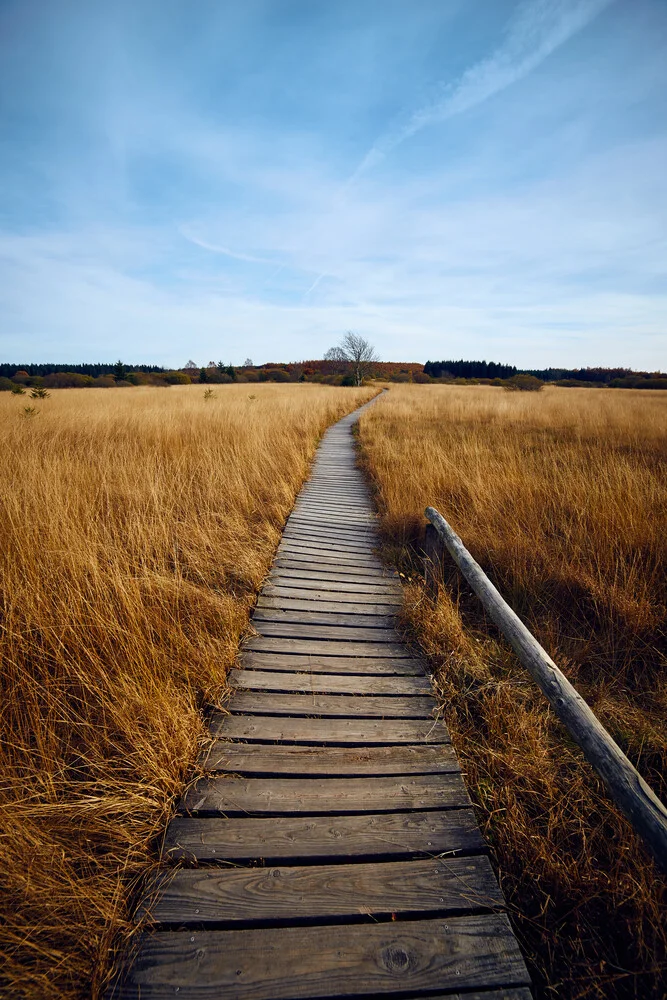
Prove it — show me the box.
[1,0,666,369]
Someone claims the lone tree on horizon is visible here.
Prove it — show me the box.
[324,332,379,386]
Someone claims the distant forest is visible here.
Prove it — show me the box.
[424,359,666,385]
[0,363,165,378]
[1,358,665,389]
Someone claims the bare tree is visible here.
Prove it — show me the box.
[323,346,349,376]
[325,332,379,385]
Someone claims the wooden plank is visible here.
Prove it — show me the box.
[207,715,451,746]
[277,537,380,555]
[400,991,533,1000]
[273,558,393,580]
[162,808,485,862]
[277,540,380,560]
[252,622,403,643]
[283,518,372,530]
[267,575,401,597]
[203,742,459,775]
[297,480,369,488]
[226,691,436,718]
[292,508,373,521]
[289,511,375,525]
[272,550,386,571]
[297,488,368,494]
[252,608,397,628]
[280,539,373,557]
[228,668,431,694]
[297,497,367,503]
[260,586,402,606]
[284,519,374,534]
[281,531,371,550]
[410,986,533,1000]
[264,580,401,602]
[238,651,428,675]
[283,527,374,546]
[114,915,529,998]
[140,856,503,924]
[246,637,410,657]
[256,595,400,616]
[181,773,467,815]
[269,567,400,588]
[275,549,384,571]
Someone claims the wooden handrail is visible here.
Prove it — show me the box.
[424,506,667,874]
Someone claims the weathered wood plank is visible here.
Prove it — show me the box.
[265,580,401,601]
[283,528,374,547]
[288,512,376,527]
[252,622,403,643]
[162,808,484,862]
[292,508,374,521]
[291,494,371,504]
[263,584,403,608]
[252,608,397,628]
[280,532,372,551]
[228,668,431,694]
[209,715,450,745]
[226,691,436,718]
[113,915,529,998]
[270,566,398,587]
[256,595,401,616]
[277,539,380,559]
[202,742,459,775]
[279,540,374,559]
[284,520,374,536]
[275,551,384,573]
[272,550,386,571]
[273,558,394,580]
[140,856,502,924]
[246,637,410,657]
[396,991,533,1000]
[265,579,401,600]
[238,651,428,675]
[181,773,465,814]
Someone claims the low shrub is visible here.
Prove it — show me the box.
[504,373,544,392]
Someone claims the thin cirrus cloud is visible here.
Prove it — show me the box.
[351,0,616,178]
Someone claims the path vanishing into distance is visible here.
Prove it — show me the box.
[113,396,531,999]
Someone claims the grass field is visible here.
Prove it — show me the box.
[358,384,667,999]
[0,382,375,1000]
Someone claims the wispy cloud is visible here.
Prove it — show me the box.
[179,229,278,265]
[352,0,616,179]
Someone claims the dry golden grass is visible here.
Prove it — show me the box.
[358,384,667,999]
[0,382,374,1000]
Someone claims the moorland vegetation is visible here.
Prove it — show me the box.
[0,382,375,999]
[358,384,667,999]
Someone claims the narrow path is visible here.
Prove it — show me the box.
[114,399,531,999]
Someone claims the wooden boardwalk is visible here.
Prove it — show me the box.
[113,401,531,999]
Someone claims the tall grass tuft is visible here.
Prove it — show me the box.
[0,382,374,999]
[358,384,667,999]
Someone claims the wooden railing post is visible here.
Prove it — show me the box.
[423,522,443,600]
[424,504,667,874]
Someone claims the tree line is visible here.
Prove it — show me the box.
[424,359,667,386]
